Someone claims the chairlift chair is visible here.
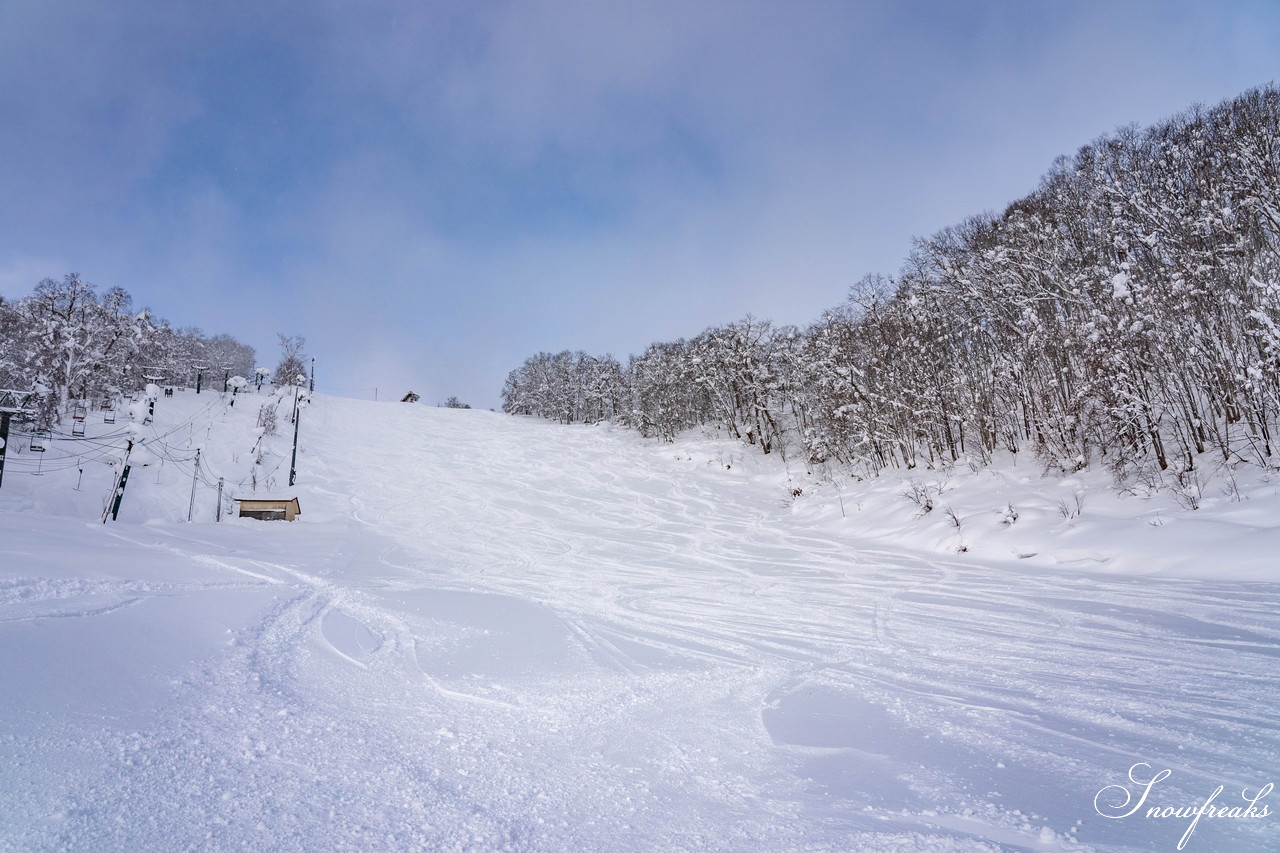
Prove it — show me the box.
[103,406,116,424]
[72,419,86,437]
[29,429,50,452]
[73,404,87,422]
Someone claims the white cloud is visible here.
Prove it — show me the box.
[1,0,1277,409]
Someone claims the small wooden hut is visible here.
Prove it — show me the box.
[236,497,302,522]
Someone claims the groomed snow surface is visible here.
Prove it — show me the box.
[1,389,1278,852]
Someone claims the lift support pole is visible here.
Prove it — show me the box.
[0,411,10,490]
[102,441,134,524]
[288,405,301,487]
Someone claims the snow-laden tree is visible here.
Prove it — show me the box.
[17,274,151,420]
[273,335,308,388]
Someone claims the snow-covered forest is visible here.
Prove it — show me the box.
[0,273,256,426]
[503,86,1280,493]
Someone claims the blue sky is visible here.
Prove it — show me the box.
[1,1,1277,408]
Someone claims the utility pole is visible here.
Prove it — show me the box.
[309,356,315,393]
[187,448,201,522]
[216,477,224,521]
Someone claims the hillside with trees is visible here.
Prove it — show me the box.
[503,85,1280,494]
[0,273,256,426]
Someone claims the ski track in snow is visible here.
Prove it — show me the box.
[0,395,1277,852]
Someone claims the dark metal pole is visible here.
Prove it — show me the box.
[309,356,315,393]
[110,464,132,521]
[288,404,301,487]
[0,412,10,489]
[103,440,134,523]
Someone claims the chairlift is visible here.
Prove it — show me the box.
[103,406,116,424]
[72,419,86,437]
[73,404,87,422]
[29,428,50,452]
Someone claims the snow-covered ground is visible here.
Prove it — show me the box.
[1,389,1277,852]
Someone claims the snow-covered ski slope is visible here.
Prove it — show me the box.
[1,390,1277,852]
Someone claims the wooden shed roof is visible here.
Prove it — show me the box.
[236,497,301,512]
